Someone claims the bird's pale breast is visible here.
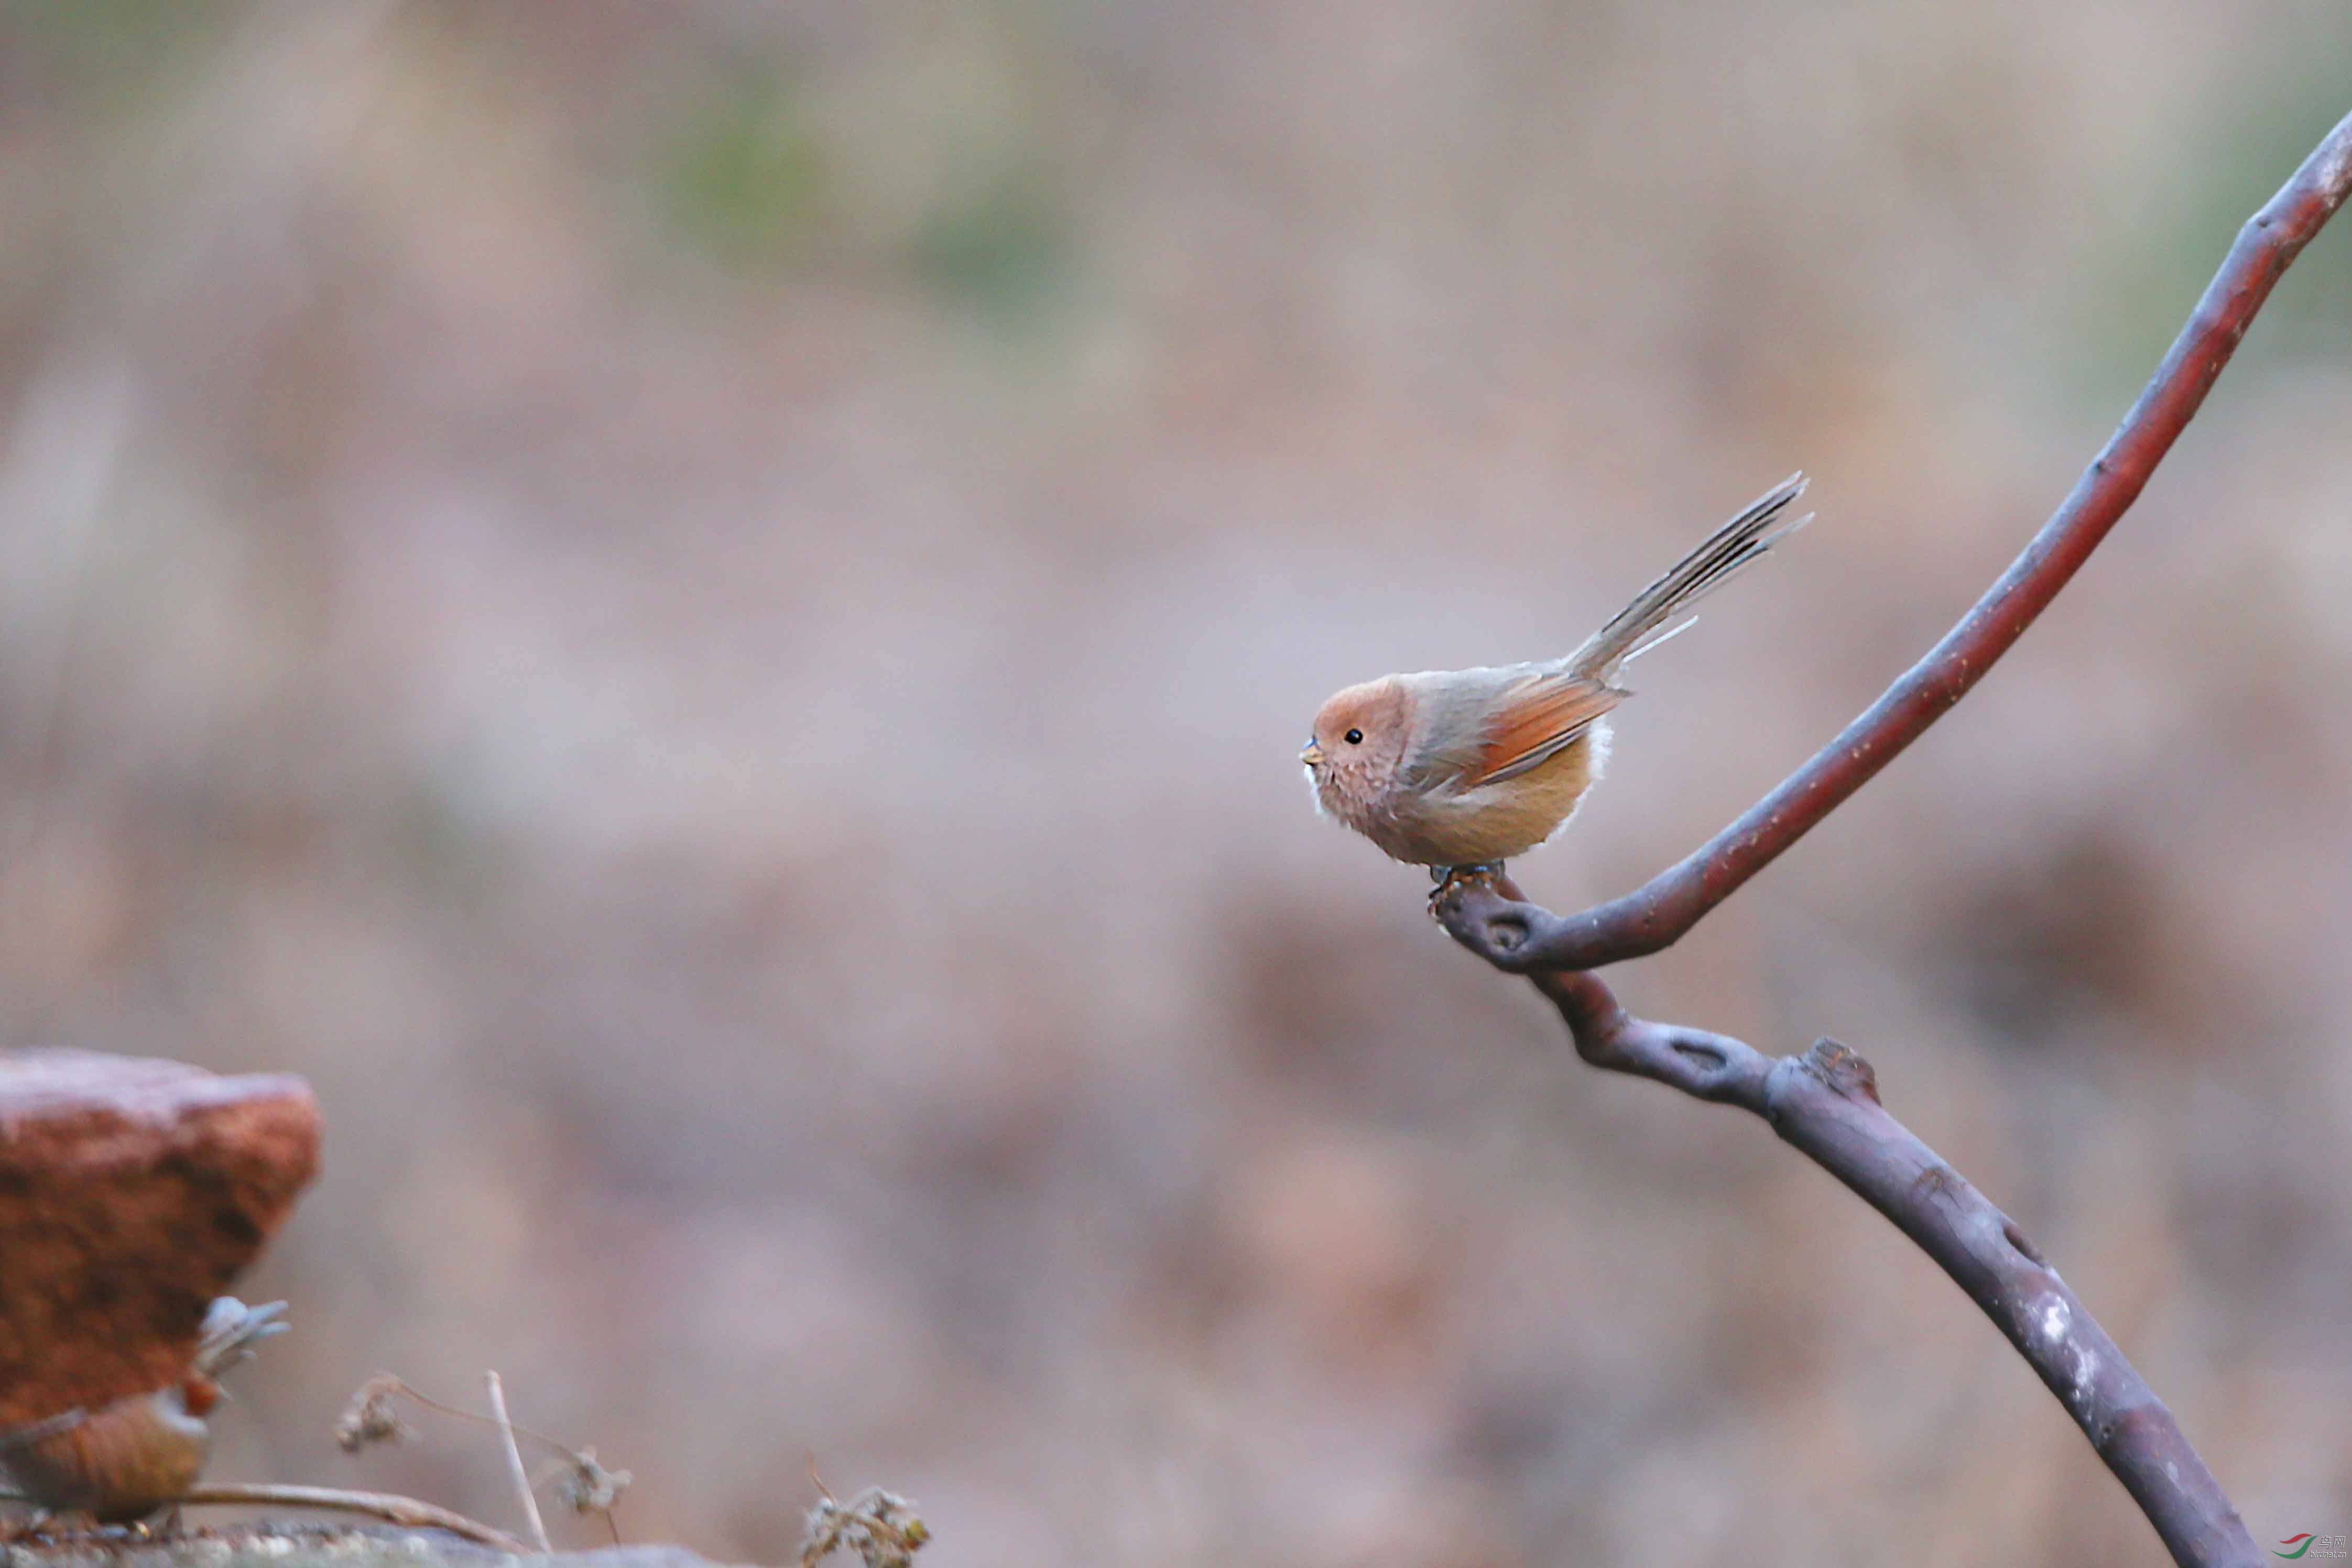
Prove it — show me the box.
[1368,724,1603,866]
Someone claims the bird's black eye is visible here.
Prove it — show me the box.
[1345,728,1363,745]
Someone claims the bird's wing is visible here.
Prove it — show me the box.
[0,1408,88,1453]
[1467,670,1623,786]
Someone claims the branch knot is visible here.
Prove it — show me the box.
[1800,1038,1880,1104]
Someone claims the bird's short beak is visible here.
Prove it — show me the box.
[1300,739,1326,768]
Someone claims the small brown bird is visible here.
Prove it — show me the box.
[0,1297,288,1525]
[1302,474,1809,881]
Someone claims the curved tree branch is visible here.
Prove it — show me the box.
[1451,107,2352,974]
[1423,107,2352,1568]
[1435,877,2252,1566]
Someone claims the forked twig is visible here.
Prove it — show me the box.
[338,1370,630,1542]
[1431,107,2352,1568]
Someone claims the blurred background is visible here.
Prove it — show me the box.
[1,2,2347,1563]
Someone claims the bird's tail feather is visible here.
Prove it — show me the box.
[192,1297,289,1378]
[1569,473,1810,679]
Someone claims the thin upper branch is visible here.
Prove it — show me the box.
[1434,877,2255,1566]
[1451,107,2352,974]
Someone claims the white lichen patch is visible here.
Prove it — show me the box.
[2318,129,2352,201]
[2069,1341,2101,1406]
[2035,1296,2071,1343]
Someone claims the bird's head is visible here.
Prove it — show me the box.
[1302,678,1409,820]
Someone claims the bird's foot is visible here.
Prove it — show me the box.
[1427,863,1504,917]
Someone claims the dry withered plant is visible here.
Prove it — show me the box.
[8,1363,926,1565]
[334,1369,631,1549]
[798,1465,931,1568]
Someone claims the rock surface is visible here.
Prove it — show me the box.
[0,1050,320,1424]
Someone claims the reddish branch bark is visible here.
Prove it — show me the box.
[1433,108,2352,1568]
[1450,108,2352,977]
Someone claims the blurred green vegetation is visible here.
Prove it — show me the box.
[2086,67,2352,400]
[3,0,229,106]
[650,67,829,269]
[645,55,1074,333]
[905,155,1072,329]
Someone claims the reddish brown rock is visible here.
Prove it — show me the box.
[0,1050,319,1424]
